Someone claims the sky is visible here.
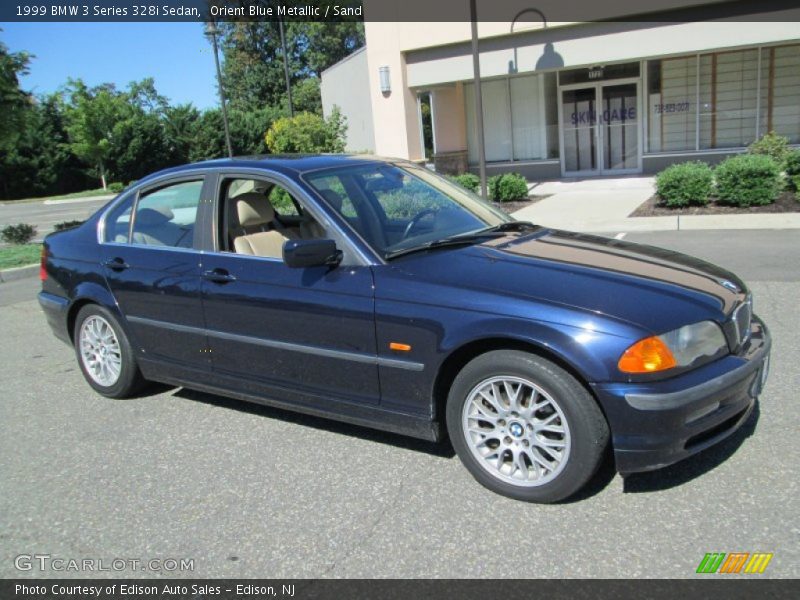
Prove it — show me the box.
[1,22,219,109]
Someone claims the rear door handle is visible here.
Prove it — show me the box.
[203,268,237,284]
[102,257,129,271]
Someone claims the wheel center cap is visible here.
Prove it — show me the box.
[509,422,524,438]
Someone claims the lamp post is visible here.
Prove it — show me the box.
[205,20,234,158]
[278,16,294,118]
[254,0,294,118]
[470,4,548,198]
[469,0,488,199]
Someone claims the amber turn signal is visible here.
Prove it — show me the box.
[389,342,411,352]
[618,336,677,373]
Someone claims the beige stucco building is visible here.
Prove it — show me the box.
[322,2,800,179]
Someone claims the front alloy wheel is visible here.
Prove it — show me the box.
[447,350,609,503]
[462,376,571,487]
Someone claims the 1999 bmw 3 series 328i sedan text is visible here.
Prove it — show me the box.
[39,156,771,502]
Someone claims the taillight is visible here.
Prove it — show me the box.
[39,246,48,282]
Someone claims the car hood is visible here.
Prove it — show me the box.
[389,228,748,335]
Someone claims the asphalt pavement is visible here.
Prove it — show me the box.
[0,196,111,241]
[1,230,798,578]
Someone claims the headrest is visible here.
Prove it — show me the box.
[320,189,344,212]
[136,206,174,226]
[236,193,275,228]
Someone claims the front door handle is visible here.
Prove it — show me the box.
[203,268,237,284]
[102,257,130,271]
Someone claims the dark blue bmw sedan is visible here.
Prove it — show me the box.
[39,155,771,502]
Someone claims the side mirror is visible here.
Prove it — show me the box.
[282,239,342,269]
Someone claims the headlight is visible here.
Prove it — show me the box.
[618,321,727,374]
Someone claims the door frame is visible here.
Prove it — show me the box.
[557,77,643,177]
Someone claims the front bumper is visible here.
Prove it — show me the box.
[594,316,771,474]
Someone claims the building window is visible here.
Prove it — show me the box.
[699,49,759,150]
[465,79,512,162]
[647,57,697,152]
[465,73,558,164]
[760,44,800,143]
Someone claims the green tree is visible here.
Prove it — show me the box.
[0,34,32,151]
[291,20,365,76]
[0,94,91,199]
[163,103,201,164]
[216,8,364,113]
[63,80,128,189]
[292,77,322,114]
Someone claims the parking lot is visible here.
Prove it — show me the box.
[1,230,798,579]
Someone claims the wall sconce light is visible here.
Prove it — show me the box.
[379,66,391,94]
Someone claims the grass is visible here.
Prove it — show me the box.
[0,244,41,270]
[0,188,113,205]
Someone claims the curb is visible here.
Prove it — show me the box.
[0,264,38,283]
[42,195,114,206]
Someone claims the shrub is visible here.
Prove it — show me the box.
[748,131,791,168]
[488,173,529,202]
[1,223,37,245]
[54,220,84,232]
[264,108,347,154]
[655,161,714,207]
[715,154,782,207]
[108,182,124,193]
[784,149,800,192]
[448,173,480,193]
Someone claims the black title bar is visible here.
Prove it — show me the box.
[1,0,800,22]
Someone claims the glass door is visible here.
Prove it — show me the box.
[560,80,641,176]
[600,83,639,172]
[561,87,598,175]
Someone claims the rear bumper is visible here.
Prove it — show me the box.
[594,316,771,474]
[38,291,71,345]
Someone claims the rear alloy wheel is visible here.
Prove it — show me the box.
[447,350,609,503]
[74,305,145,398]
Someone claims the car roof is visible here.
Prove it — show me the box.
[137,154,403,185]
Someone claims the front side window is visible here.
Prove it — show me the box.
[130,180,202,248]
[305,163,509,258]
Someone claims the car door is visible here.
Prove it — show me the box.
[200,173,381,406]
[100,175,210,370]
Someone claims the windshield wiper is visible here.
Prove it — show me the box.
[479,220,538,233]
[385,231,501,260]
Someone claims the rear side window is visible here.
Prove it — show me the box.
[105,196,133,243]
[130,181,203,248]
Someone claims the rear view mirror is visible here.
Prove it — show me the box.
[282,239,342,268]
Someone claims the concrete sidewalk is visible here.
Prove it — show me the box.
[513,176,800,232]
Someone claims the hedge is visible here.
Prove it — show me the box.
[715,154,782,207]
[655,161,713,207]
[488,173,529,202]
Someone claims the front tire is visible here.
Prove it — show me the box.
[74,304,145,398]
[446,350,609,503]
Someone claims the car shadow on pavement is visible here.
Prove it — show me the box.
[622,400,760,494]
[173,387,457,459]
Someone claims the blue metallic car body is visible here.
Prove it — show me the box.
[39,156,771,474]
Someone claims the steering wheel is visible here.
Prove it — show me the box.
[402,209,437,240]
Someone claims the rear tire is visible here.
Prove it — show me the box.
[73,304,145,399]
[446,350,609,503]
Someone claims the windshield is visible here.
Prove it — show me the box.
[303,163,511,258]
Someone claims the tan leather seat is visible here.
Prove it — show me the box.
[232,194,291,258]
